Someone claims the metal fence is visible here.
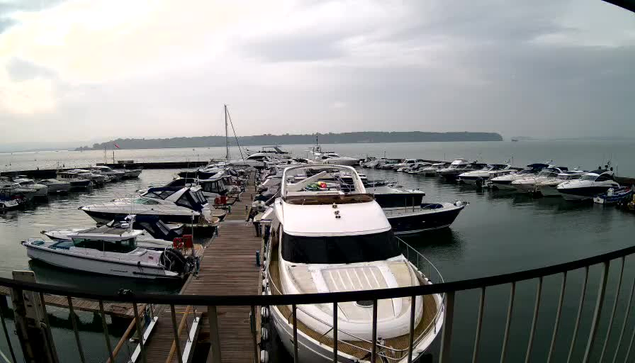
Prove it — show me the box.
[1,243,635,362]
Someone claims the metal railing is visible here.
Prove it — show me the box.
[1,244,635,362]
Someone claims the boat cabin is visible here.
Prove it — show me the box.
[65,227,143,253]
[142,187,208,211]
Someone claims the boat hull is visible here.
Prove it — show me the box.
[374,193,425,209]
[83,209,203,225]
[536,184,561,197]
[490,180,516,190]
[558,186,613,201]
[385,203,465,235]
[24,244,179,279]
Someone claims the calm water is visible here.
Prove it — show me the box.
[0,140,633,362]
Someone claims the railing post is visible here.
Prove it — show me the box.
[500,282,516,363]
[439,291,455,363]
[547,272,567,363]
[472,288,486,363]
[98,300,114,363]
[292,304,299,362]
[250,305,259,363]
[582,261,610,363]
[208,306,222,363]
[567,266,589,363]
[371,299,378,362]
[524,277,543,363]
[169,305,183,363]
[332,302,338,363]
[132,302,147,363]
[599,257,625,362]
[612,278,635,363]
[408,295,417,363]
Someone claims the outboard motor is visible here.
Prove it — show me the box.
[160,248,188,274]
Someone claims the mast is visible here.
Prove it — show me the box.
[224,104,230,161]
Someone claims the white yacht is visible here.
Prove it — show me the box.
[437,159,483,182]
[22,217,196,279]
[91,165,125,182]
[404,162,432,174]
[535,171,584,197]
[511,166,568,193]
[263,164,444,363]
[393,159,427,171]
[458,164,513,185]
[13,177,48,198]
[557,170,620,201]
[56,170,93,190]
[489,163,549,190]
[80,187,214,224]
[417,162,446,176]
[311,146,359,166]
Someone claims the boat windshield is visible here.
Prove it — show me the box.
[281,230,401,264]
[72,238,137,253]
[581,174,598,181]
[133,198,161,205]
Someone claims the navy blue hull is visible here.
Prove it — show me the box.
[387,204,465,234]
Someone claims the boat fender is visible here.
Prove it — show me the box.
[261,327,269,341]
[260,350,269,363]
[261,307,270,318]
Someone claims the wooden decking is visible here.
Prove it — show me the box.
[143,186,262,363]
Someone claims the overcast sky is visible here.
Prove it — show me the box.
[0,0,634,146]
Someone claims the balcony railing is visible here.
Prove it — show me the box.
[0,243,634,362]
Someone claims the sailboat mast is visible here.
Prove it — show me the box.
[224,104,230,160]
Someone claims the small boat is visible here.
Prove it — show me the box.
[489,163,549,190]
[262,164,445,362]
[22,218,197,279]
[393,158,427,171]
[122,168,143,179]
[311,146,360,166]
[384,201,467,234]
[70,169,108,187]
[0,197,21,212]
[557,170,620,201]
[404,162,432,174]
[38,179,71,194]
[593,187,633,205]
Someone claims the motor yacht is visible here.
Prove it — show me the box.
[404,162,432,174]
[22,216,196,279]
[262,164,444,363]
[489,163,549,190]
[557,170,620,201]
[311,146,360,166]
[91,165,125,182]
[56,170,93,190]
[122,168,143,179]
[458,164,513,186]
[511,166,569,194]
[38,179,71,194]
[0,197,21,211]
[437,159,484,182]
[42,215,183,250]
[80,186,214,224]
[535,171,584,197]
[72,169,109,187]
[393,159,427,171]
[12,177,48,198]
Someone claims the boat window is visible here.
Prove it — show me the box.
[133,198,161,205]
[72,238,137,253]
[595,174,614,182]
[581,174,597,181]
[281,230,401,264]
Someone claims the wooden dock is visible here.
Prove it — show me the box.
[142,186,262,363]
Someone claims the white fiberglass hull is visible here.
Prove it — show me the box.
[536,184,561,197]
[271,293,444,363]
[24,244,178,279]
[322,158,359,166]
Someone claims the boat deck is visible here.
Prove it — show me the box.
[268,244,439,362]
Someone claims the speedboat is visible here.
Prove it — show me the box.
[404,162,432,174]
[80,186,214,224]
[511,166,568,194]
[458,164,513,186]
[0,197,21,211]
[489,163,549,190]
[393,159,427,171]
[312,148,360,166]
[38,179,71,194]
[22,216,196,279]
[417,162,447,176]
[72,169,109,187]
[122,168,143,179]
[91,165,125,182]
[557,170,620,201]
[384,201,467,235]
[12,177,48,198]
[262,164,445,363]
[535,171,584,197]
[437,159,484,182]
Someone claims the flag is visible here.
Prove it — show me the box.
[114,143,121,149]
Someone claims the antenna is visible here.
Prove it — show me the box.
[224,104,230,161]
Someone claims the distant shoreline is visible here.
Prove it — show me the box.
[76,131,503,151]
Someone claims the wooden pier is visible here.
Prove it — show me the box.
[142,186,262,363]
